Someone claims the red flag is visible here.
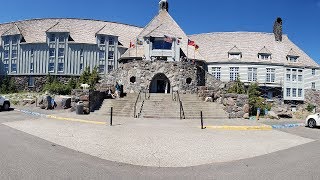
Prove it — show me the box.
[188,39,195,46]
[130,41,135,48]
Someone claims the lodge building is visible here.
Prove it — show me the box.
[0,0,319,102]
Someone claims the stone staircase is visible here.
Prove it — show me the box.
[94,93,139,117]
[141,94,180,118]
[179,94,229,119]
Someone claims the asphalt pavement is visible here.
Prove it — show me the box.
[1,110,320,179]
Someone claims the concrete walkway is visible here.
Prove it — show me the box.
[4,110,314,167]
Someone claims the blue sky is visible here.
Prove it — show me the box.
[1,0,319,63]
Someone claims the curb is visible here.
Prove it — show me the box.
[204,126,273,131]
[14,109,106,125]
[271,123,305,129]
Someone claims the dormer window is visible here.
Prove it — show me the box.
[258,46,272,60]
[228,53,241,60]
[109,37,114,45]
[228,46,242,60]
[287,48,299,63]
[287,56,298,62]
[3,37,9,45]
[259,54,271,60]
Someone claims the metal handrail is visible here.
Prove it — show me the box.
[175,91,185,119]
[133,91,142,118]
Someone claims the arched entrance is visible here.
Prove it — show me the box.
[149,73,171,93]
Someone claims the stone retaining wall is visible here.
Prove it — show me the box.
[220,93,249,118]
[71,89,106,114]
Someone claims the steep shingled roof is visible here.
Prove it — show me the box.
[0,18,143,48]
[2,24,21,36]
[188,32,319,67]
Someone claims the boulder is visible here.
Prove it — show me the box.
[243,104,250,113]
[80,95,89,101]
[39,95,53,110]
[243,113,250,119]
[205,97,213,102]
[22,99,35,106]
[268,111,280,120]
[226,97,235,106]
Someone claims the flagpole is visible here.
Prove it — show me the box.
[136,38,138,58]
[194,46,196,62]
[187,43,189,62]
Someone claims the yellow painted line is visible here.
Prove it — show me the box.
[203,125,273,131]
[46,115,106,125]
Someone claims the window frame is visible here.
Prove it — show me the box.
[229,67,239,81]
[248,67,257,82]
[266,68,276,83]
[11,63,17,73]
[286,88,291,97]
[212,67,221,80]
[48,62,55,72]
[58,48,64,57]
[49,48,55,57]
[58,62,64,72]
[28,76,35,87]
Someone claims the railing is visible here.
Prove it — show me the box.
[174,91,185,119]
[133,91,142,118]
[134,87,150,118]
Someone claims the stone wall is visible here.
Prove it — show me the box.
[99,61,205,94]
[305,89,320,112]
[220,93,249,118]
[11,75,78,92]
[71,89,106,113]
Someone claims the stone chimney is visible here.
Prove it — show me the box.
[159,0,169,12]
[273,17,283,42]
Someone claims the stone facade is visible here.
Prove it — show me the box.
[71,89,106,114]
[220,93,249,118]
[99,61,210,94]
[10,76,77,92]
[305,89,320,112]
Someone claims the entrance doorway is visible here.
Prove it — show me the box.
[150,73,171,93]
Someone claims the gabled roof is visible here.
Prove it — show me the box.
[136,10,204,60]
[188,32,319,67]
[95,25,117,36]
[287,48,299,57]
[228,46,242,54]
[0,18,143,48]
[258,46,272,55]
[2,23,21,36]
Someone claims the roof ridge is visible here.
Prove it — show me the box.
[0,18,143,29]
[188,32,289,36]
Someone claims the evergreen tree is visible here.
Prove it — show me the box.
[227,77,245,94]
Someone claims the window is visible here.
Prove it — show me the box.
[31,49,34,56]
[4,50,9,59]
[288,56,298,62]
[109,37,114,45]
[100,37,105,44]
[4,64,9,73]
[298,89,303,97]
[229,54,241,60]
[28,76,35,87]
[49,48,55,57]
[30,63,34,73]
[3,37,9,45]
[266,68,275,83]
[108,65,114,72]
[58,48,64,57]
[248,67,257,82]
[80,63,83,71]
[80,49,84,56]
[59,36,64,42]
[292,74,297,82]
[259,54,270,60]
[152,38,172,50]
[58,63,64,72]
[11,64,17,73]
[312,82,316,89]
[12,37,19,45]
[230,67,239,81]
[292,88,297,97]
[48,63,55,72]
[286,74,291,81]
[212,67,221,80]
[298,75,303,82]
[50,34,55,42]
[99,50,105,59]
[12,50,17,59]
[108,51,114,59]
[312,69,316,75]
[286,88,291,97]
[99,65,105,73]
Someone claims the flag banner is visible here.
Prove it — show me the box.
[130,41,135,48]
[195,44,199,50]
[164,35,174,43]
[188,39,196,46]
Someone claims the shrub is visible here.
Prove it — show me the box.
[306,104,316,112]
[227,77,245,94]
[0,76,18,94]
